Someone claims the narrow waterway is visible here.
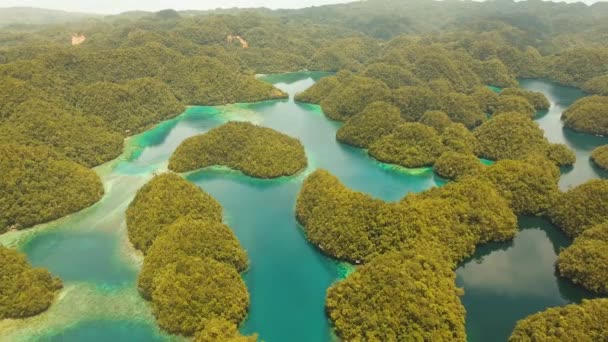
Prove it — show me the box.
[0,74,604,342]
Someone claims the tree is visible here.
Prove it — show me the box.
[326,249,467,342]
[509,299,608,342]
[0,143,104,233]
[0,246,62,319]
[434,152,483,180]
[336,101,403,148]
[138,217,248,299]
[562,96,608,136]
[126,173,223,253]
[169,121,307,178]
[369,123,445,168]
[557,223,608,294]
[151,256,249,336]
[549,179,608,238]
[591,145,608,171]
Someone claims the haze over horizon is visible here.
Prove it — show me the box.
[0,0,604,15]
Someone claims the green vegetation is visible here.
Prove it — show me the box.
[439,92,486,128]
[320,75,391,121]
[151,256,249,336]
[547,48,608,86]
[471,86,499,114]
[336,101,403,148]
[0,99,123,167]
[71,78,185,135]
[138,217,248,299]
[479,157,560,215]
[474,113,571,165]
[0,143,104,233]
[549,179,608,238]
[591,145,608,171]
[500,88,550,111]
[126,173,252,337]
[546,143,576,166]
[509,299,608,342]
[161,57,287,105]
[126,173,222,253]
[169,122,307,178]
[390,86,440,122]
[434,152,483,180]
[583,75,608,96]
[195,319,257,342]
[557,223,608,295]
[368,123,445,168]
[420,111,452,134]
[326,249,466,342]
[493,96,536,117]
[294,75,340,104]
[0,246,62,319]
[562,96,608,136]
[296,169,516,263]
[441,123,481,155]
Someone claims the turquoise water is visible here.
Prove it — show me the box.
[39,321,165,342]
[1,73,605,342]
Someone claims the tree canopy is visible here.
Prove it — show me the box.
[126,173,222,253]
[591,145,608,171]
[562,96,608,136]
[336,101,403,148]
[151,256,249,336]
[326,249,466,342]
[0,246,62,320]
[0,143,104,233]
[368,123,445,168]
[509,299,608,342]
[549,179,608,238]
[138,217,248,299]
[557,223,608,295]
[169,121,307,178]
[434,152,483,180]
[479,156,560,215]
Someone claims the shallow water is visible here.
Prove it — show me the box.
[1,74,604,342]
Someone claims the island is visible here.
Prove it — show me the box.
[0,246,62,319]
[126,173,253,337]
[169,121,307,178]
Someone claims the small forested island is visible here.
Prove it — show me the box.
[0,143,104,233]
[509,299,608,341]
[591,145,608,170]
[562,96,608,136]
[126,173,252,337]
[169,121,307,178]
[557,223,608,295]
[549,179,608,238]
[0,246,62,319]
[126,173,223,254]
[326,248,466,341]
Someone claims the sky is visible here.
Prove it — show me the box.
[0,0,603,15]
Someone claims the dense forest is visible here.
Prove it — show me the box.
[169,122,307,178]
[0,246,62,319]
[1,0,608,340]
[126,173,253,337]
[0,143,104,233]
